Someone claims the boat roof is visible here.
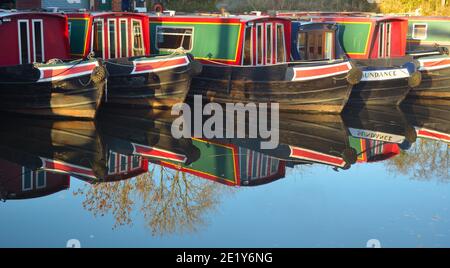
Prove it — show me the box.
[0,10,66,19]
[67,11,148,18]
[148,13,291,23]
[277,11,407,22]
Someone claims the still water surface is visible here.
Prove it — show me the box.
[0,100,449,248]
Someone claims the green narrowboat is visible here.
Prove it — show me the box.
[279,12,422,106]
[403,16,450,100]
[401,98,450,145]
[67,12,201,109]
[148,14,361,114]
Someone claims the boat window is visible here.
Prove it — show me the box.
[386,23,391,58]
[131,156,140,170]
[412,23,427,40]
[266,24,273,64]
[32,20,44,63]
[242,26,252,65]
[378,23,385,58]
[297,32,307,59]
[156,26,193,52]
[108,152,117,175]
[35,171,46,189]
[132,20,145,56]
[92,19,104,58]
[68,22,72,41]
[297,30,334,60]
[18,20,30,64]
[22,167,33,191]
[378,22,392,58]
[120,155,128,172]
[276,24,286,63]
[108,19,117,59]
[119,19,128,57]
[256,24,263,65]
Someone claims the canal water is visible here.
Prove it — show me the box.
[0,102,449,248]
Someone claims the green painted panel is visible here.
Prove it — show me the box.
[150,22,241,61]
[349,137,363,155]
[407,20,450,43]
[178,140,237,182]
[337,23,371,55]
[69,19,88,56]
[96,0,112,10]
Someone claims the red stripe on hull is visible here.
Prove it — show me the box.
[293,62,351,81]
[290,147,346,167]
[133,57,188,74]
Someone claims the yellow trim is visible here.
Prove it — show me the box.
[336,21,373,56]
[150,21,242,62]
[68,17,90,56]
[408,19,450,23]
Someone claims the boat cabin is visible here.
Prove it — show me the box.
[0,11,70,67]
[0,158,70,201]
[153,139,286,187]
[40,152,148,183]
[278,12,408,60]
[67,12,150,59]
[290,22,347,61]
[148,15,291,66]
[405,16,450,52]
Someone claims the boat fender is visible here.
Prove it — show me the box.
[91,65,108,84]
[346,67,363,85]
[341,148,358,165]
[408,71,422,88]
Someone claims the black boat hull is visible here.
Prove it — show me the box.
[0,60,104,119]
[103,54,200,109]
[190,61,356,114]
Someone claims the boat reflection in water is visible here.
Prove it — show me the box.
[1,103,448,234]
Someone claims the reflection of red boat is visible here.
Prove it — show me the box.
[0,158,70,201]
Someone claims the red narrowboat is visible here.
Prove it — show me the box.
[148,14,362,114]
[0,159,70,201]
[67,12,201,109]
[0,11,106,119]
[279,12,422,106]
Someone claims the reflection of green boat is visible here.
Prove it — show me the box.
[152,139,286,187]
[401,99,450,145]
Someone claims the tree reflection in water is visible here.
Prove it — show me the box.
[74,164,232,235]
[386,140,449,181]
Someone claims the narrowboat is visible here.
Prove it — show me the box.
[0,158,70,201]
[152,139,286,187]
[97,107,200,165]
[280,12,422,106]
[0,11,106,119]
[406,17,450,52]
[402,17,450,100]
[0,116,148,183]
[148,14,362,114]
[401,98,450,145]
[67,12,201,109]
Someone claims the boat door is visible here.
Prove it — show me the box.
[91,17,146,59]
[242,21,287,66]
[17,19,45,64]
[377,22,392,58]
